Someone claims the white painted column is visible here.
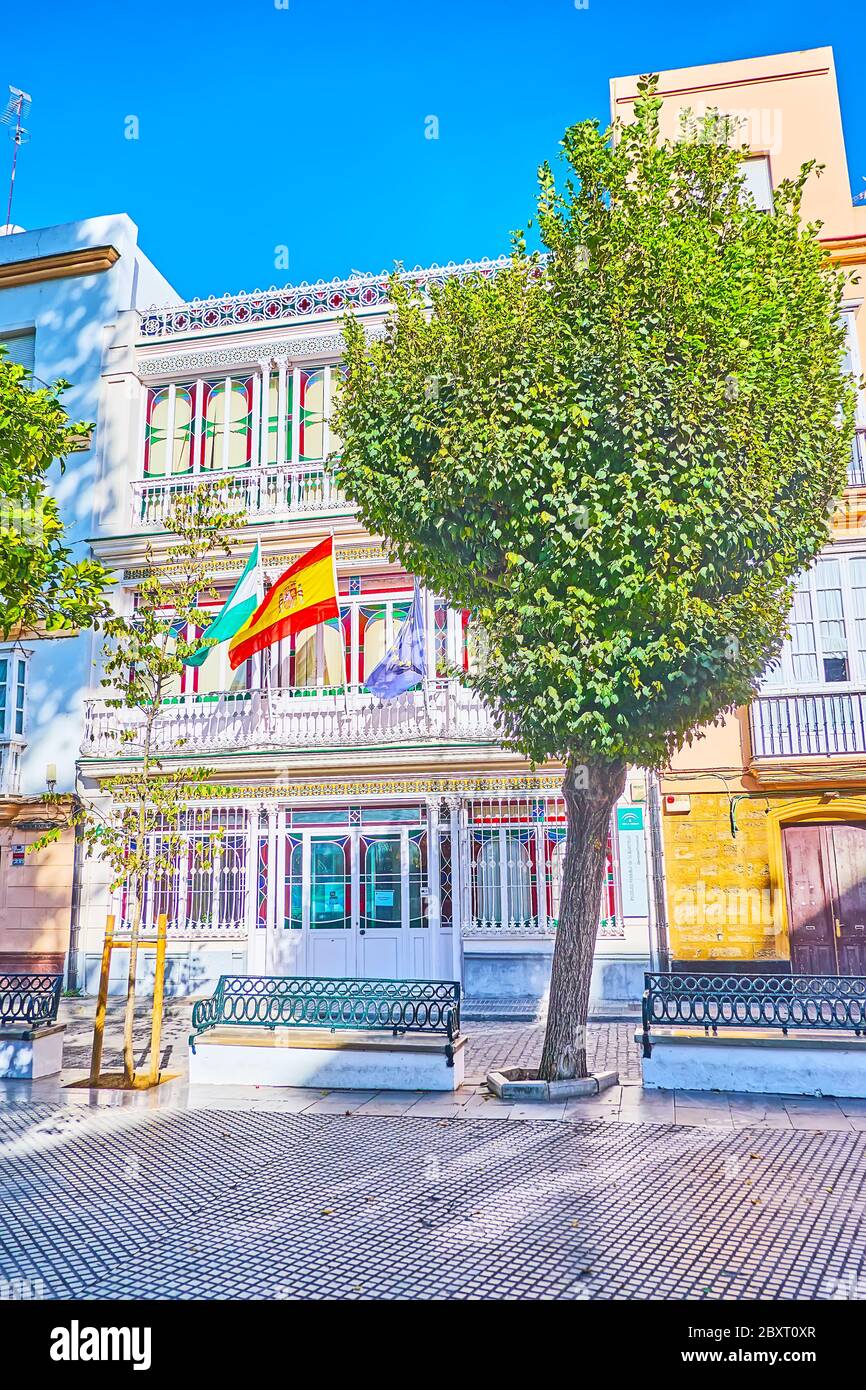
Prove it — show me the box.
[448,796,464,986]
[209,842,222,935]
[399,827,410,978]
[291,366,301,466]
[191,379,203,475]
[245,807,267,972]
[534,820,547,934]
[276,361,288,466]
[349,825,361,976]
[301,831,312,974]
[498,823,509,931]
[323,363,332,461]
[265,805,279,939]
[350,602,360,689]
[251,371,261,471]
[258,362,271,466]
[426,798,441,979]
[221,375,232,472]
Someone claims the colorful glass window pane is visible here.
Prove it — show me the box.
[284,837,302,929]
[145,385,194,476]
[299,368,325,461]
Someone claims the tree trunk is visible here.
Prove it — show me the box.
[538,755,627,1081]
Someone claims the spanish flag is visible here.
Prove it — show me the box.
[228,535,339,670]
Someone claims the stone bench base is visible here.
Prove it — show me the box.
[189,1027,466,1091]
[0,1024,65,1080]
[637,1027,866,1098]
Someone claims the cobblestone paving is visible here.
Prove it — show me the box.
[1,1101,865,1300]
[463,1022,641,1084]
[57,999,642,1086]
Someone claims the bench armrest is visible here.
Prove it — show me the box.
[188,994,221,1052]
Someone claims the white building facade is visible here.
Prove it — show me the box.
[72,262,655,1006]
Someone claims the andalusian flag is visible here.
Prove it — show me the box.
[183,543,261,667]
[228,535,339,670]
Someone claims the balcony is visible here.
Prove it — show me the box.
[848,428,866,488]
[750,690,866,758]
[131,462,348,529]
[81,680,501,759]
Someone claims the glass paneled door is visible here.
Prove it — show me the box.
[269,820,430,979]
[307,834,353,977]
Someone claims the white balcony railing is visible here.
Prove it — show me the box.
[848,428,866,488]
[750,690,866,758]
[81,681,501,758]
[131,461,348,529]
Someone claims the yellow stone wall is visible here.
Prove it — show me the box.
[663,794,785,963]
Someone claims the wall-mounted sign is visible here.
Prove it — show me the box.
[11,844,25,868]
[616,806,648,918]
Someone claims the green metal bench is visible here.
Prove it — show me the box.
[189,974,462,1065]
[0,973,62,1036]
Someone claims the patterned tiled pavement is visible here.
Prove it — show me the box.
[5,1000,866,1298]
[1,1099,866,1299]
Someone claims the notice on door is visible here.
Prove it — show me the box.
[616,806,648,918]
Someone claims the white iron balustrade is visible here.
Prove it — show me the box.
[750,690,866,757]
[82,680,500,757]
[131,461,347,528]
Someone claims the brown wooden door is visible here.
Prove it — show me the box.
[782,825,838,974]
[826,824,866,975]
[783,822,866,975]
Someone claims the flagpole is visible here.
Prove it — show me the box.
[329,529,349,712]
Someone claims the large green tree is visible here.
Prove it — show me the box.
[0,351,111,636]
[333,81,856,1080]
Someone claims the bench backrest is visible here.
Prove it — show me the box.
[207,974,461,1035]
[643,971,866,1032]
[0,973,63,1029]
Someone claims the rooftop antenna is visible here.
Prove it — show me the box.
[0,86,32,232]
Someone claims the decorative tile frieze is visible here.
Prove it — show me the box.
[137,257,512,341]
[137,332,349,378]
[122,542,390,582]
[105,772,564,803]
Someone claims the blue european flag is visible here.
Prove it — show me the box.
[366,580,428,699]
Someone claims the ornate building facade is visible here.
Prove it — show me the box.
[74,260,654,1004]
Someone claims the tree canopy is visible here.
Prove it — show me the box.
[0,351,111,637]
[334,81,855,769]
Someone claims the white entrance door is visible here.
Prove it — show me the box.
[265,820,432,980]
[356,828,429,979]
[306,833,354,976]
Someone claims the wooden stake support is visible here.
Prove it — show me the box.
[88,912,168,1088]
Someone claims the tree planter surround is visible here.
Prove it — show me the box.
[487,1065,619,1101]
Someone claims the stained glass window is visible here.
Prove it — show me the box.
[409,831,427,929]
[201,378,254,471]
[144,384,194,476]
[299,368,325,461]
[284,837,302,930]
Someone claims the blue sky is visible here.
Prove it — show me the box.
[6,0,865,302]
